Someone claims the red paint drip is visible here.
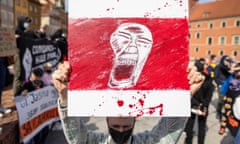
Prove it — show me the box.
[138,99,144,107]
[117,100,124,107]
[128,103,163,117]
[129,104,134,108]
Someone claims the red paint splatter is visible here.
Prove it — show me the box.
[129,104,134,108]
[117,100,124,107]
[138,99,144,106]
[128,103,163,117]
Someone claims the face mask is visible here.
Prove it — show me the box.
[109,127,133,144]
[46,70,52,74]
[24,22,29,29]
[32,80,42,87]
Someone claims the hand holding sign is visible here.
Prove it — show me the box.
[52,61,71,105]
[187,62,205,96]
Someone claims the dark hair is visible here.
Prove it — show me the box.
[32,68,43,77]
[210,54,216,60]
[194,59,204,72]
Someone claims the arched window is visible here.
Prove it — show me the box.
[195,47,199,53]
[233,50,238,57]
[221,21,226,28]
[236,20,240,27]
[219,50,224,56]
[207,37,213,45]
[196,32,200,39]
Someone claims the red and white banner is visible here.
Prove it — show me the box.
[15,86,59,143]
[68,0,190,117]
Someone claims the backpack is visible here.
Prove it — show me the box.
[233,94,240,120]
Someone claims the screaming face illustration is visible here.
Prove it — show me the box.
[108,23,153,89]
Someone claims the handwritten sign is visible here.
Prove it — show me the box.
[0,27,17,57]
[14,86,59,143]
[68,0,190,117]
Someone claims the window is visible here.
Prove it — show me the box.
[16,0,20,5]
[207,37,213,45]
[233,50,238,57]
[34,7,38,13]
[233,35,240,45]
[195,47,199,53]
[207,50,211,55]
[8,0,13,7]
[221,21,226,28]
[22,0,26,8]
[209,23,213,29]
[8,12,14,25]
[35,18,38,25]
[196,32,200,39]
[29,5,33,12]
[1,0,7,5]
[197,23,200,28]
[219,50,224,56]
[236,20,240,27]
[1,11,7,21]
[219,36,226,45]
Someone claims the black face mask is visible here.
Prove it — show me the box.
[32,80,42,88]
[46,70,52,74]
[109,127,133,144]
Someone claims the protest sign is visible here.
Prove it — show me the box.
[18,37,63,81]
[14,86,59,143]
[68,0,190,117]
[0,27,17,57]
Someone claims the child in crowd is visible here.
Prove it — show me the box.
[16,68,44,96]
[42,62,53,86]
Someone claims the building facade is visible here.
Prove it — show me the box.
[14,0,29,26]
[28,0,41,30]
[189,0,240,61]
[0,0,14,28]
[40,0,67,36]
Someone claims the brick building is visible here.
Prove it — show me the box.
[0,0,14,29]
[189,0,240,61]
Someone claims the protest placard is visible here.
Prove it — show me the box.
[18,37,63,81]
[14,86,59,143]
[68,0,190,117]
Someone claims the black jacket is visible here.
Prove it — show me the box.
[214,56,232,85]
[191,60,215,111]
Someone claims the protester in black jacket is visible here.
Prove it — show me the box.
[13,16,32,96]
[184,59,215,144]
[214,55,233,120]
[51,29,68,62]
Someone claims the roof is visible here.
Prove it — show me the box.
[190,0,240,22]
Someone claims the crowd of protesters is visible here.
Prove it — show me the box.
[0,15,67,143]
[183,55,240,144]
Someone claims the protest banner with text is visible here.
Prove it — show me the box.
[15,86,59,143]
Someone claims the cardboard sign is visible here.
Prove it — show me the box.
[15,86,59,143]
[68,0,190,117]
[0,27,17,57]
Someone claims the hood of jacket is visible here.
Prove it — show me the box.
[16,16,32,31]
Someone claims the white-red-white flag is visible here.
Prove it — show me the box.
[68,0,190,117]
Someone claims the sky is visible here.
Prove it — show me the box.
[198,0,215,3]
